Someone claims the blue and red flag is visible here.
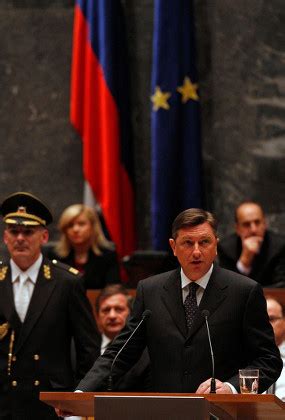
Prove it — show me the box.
[150,0,203,250]
[70,0,136,258]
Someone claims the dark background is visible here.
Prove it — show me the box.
[0,0,284,250]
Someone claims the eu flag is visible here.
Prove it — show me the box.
[151,0,202,250]
[70,0,136,258]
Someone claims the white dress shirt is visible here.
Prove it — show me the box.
[11,254,43,322]
[275,341,285,401]
[236,259,251,275]
[101,333,112,355]
[181,265,213,304]
[180,265,237,394]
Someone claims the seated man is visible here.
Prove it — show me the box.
[266,297,285,400]
[95,284,151,391]
[218,201,285,287]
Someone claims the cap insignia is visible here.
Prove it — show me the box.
[18,206,27,213]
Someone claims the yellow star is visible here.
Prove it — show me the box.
[151,86,171,111]
[177,77,199,103]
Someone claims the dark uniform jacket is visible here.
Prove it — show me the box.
[100,336,151,392]
[77,266,282,394]
[0,257,100,420]
[47,248,121,289]
[218,231,285,287]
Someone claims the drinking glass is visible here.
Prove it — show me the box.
[239,369,259,394]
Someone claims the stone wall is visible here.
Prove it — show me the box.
[0,0,284,247]
[196,1,285,236]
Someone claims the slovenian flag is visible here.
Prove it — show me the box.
[70,0,136,258]
[151,0,203,250]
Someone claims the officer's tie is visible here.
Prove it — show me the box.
[14,275,31,322]
[184,282,199,329]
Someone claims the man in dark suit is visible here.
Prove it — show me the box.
[76,208,282,395]
[95,284,150,391]
[0,192,100,420]
[265,297,285,399]
[218,201,285,287]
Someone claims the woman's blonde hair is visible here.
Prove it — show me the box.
[55,204,114,257]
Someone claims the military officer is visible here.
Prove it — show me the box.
[0,192,100,420]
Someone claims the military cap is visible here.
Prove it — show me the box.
[0,192,53,226]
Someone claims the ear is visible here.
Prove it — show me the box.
[235,222,241,236]
[169,238,176,256]
[214,237,218,255]
[41,229,49,245]
[3,230,8,245]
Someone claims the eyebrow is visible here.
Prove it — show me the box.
[180,234,212,239]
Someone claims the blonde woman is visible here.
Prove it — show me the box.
[55,204,120,289]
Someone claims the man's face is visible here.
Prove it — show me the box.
[235,203,266,240]
[266,299,285,346]
[169,222,218,281]
[4,225,49,271]
[97,293,130,340]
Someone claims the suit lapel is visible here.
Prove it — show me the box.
[186,265,228,340]
[15,260,56,353]
[161,269,188,338]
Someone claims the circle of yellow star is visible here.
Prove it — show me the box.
[177,76,199,103]
[151,86,171,111]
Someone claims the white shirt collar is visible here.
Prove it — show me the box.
[279,341,285,357]
[180,264,213,290]
[101,333,112,354]
[11,254,43,284]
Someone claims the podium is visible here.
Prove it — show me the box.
[40,392,285,420]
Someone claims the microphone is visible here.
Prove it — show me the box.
[201,309,216,393]
[107,309,152,391]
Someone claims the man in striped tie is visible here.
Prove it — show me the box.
[76,208,282,397]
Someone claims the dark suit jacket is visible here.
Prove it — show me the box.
[0,257,100,419]
[218,231,285,287]
[77,265,282,394]
[101,336,151,392]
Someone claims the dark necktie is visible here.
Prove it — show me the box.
[184,282,199,329]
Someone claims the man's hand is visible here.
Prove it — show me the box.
[239,236,263,268]
[196,378,233,394]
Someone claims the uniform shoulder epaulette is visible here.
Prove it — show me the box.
[0,260,9,281]
[51,259,80,276]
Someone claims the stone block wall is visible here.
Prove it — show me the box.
[0,0,284,247]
